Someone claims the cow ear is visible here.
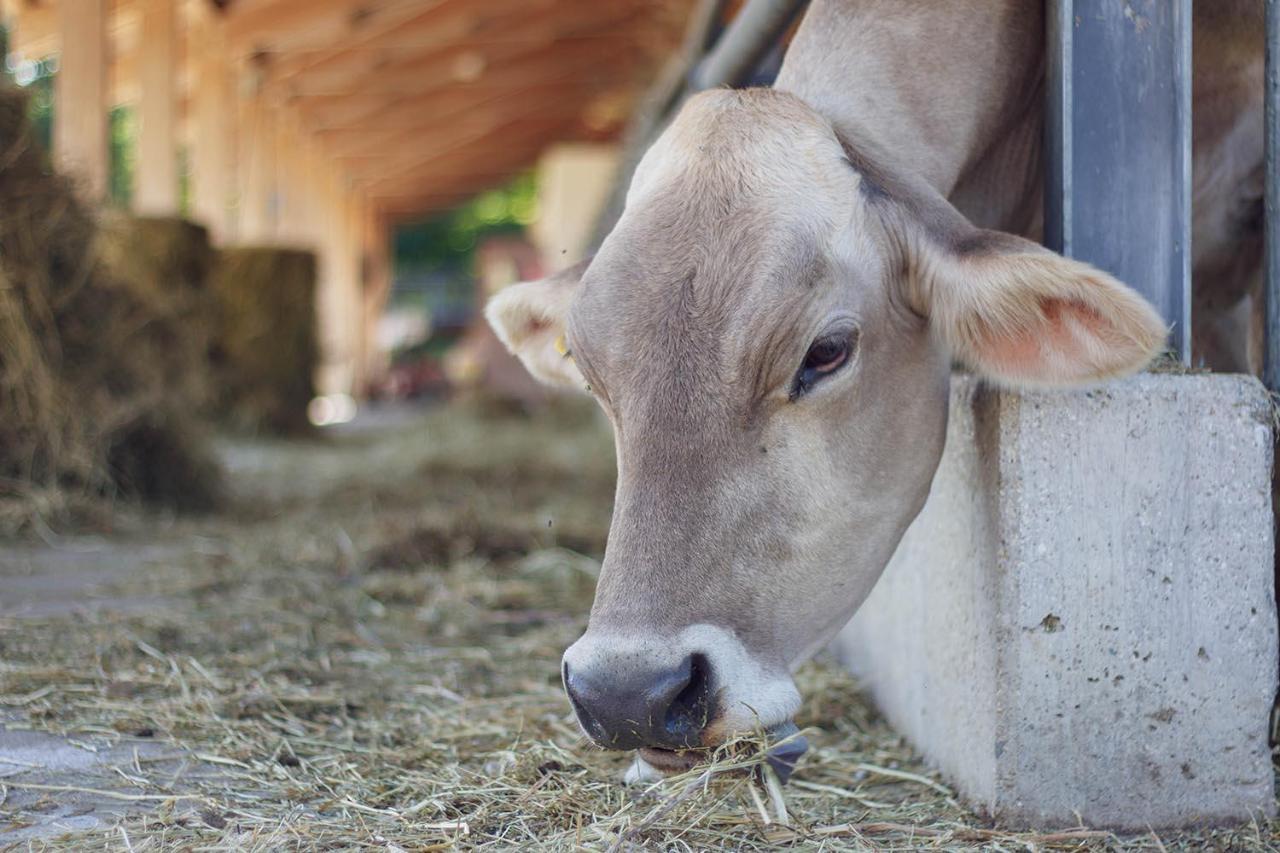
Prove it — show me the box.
[485,260,588,390]
[911,228,1167,386]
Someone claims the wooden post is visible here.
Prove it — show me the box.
[238,93,277,241]
[360,202,392,392]
[55,0,109,200]
[135,0,178,214]
[276,118,314,245]
[315,172,345,395]
[190,12,237,242]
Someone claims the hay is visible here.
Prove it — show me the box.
[208,247,319,435]
[1,400,1276,850]
[0,85,221,531]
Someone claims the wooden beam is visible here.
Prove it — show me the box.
[360,114,584,199]
[353,108,597,190]
[315,76,621,162]
[265,0,555,88]
[134,0,179,214]
[224,0,443,57]
[55,0,109,200]
[280,2,643,99]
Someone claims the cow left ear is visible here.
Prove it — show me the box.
[913,229,1168,387]
[485,260,588,390]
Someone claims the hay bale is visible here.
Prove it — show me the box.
[209,247,318,435]
[95,215,223,510]
[0,85,222,530]
[97,214,218,415]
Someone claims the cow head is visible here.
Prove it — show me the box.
[486,89,1164,777]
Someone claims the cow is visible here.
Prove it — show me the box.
[486,0,1263,781]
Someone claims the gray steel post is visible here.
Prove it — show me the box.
[1266,0,1280,390]
[690,0,807,91]
[1045,0,1192,364]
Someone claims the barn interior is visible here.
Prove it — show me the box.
[0,0,1277,848]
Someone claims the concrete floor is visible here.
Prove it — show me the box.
[1,537,218,843]
[0,402,432,843]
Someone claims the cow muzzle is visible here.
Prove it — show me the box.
[563,652,714,751]
[560,625,808,779]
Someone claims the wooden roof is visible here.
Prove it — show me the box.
[1,0,693,219]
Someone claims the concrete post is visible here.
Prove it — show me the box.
[836,374,1277,829]
[54,0,108,200]
[134,0,178,215]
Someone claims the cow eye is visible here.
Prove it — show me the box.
[790,332,855,400]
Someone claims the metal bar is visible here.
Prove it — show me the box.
[1044,0,1073,258]
[690,0,808,91]
[1266,0,1280,390]
[590,0,724,248]
[1045,0,1192,364]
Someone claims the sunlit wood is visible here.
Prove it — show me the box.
[135,0,179,213]
[54,0,109,199]
[189,3,238,240]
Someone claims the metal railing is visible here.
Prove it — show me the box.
[1046,0,1192,366]
[1267,0,1280,391]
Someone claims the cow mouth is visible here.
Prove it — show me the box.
[638,746,703,774]
[636,722,809,781]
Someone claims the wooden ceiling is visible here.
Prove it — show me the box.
[1,0,693,219]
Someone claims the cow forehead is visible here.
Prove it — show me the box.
[568,91,881,408]
[630,88,855,216]
[564,102,870,422]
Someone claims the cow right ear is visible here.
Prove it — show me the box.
[485,260,588,390]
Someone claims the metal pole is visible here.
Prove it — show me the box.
[690,0,808,91]
[1045,0,1192,365]
[1265,0,1280,390]
[1044,0,1074,259]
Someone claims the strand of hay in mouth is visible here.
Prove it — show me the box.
[208,247,319,435]
[0,85,222,531]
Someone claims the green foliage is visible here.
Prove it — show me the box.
[3,48,54,151]
[22,73,52,151]
[2,37,133,208]
[108,106,134,207]
[394,171,539,277]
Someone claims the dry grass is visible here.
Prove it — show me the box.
[0,87,222,531]
[209,248,318,436]
[1,399,1277,850]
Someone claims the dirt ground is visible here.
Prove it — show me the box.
[1,400,1277,851]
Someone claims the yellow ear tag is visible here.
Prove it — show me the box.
[554,334,572,359]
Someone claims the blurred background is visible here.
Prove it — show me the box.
[0,0,777,527]
[0,0,808,534]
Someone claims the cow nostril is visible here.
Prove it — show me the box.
[562,651,717,750]
[663,652,713,745]
[563,662,605,739]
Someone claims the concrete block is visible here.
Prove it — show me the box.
[835,373,1276,830]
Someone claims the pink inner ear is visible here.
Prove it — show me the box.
[975,298,1112,380]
